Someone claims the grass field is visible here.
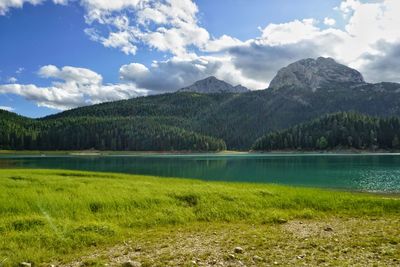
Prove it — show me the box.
[0,169,399,266]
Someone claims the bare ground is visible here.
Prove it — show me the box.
[60,217,400,267]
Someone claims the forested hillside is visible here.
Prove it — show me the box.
[3,58,400,151]
[41,82,400,149]
[252,112,400,151]
[0,110,226,151]
[3,81,400,151]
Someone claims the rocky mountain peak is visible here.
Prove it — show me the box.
[179,76,249,94]
[269,57,366,91]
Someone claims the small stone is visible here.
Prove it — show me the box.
[297,254,305,259]
[190,260,197,265]
[273,261,279,265]
[19,263,31,267]
[134,247,142,252]
[121,261,141,267]
[324,226,333,232]
[234,247,244,254]
[228,254,236,260]
[277,218,288,224]
[253,255,263,262]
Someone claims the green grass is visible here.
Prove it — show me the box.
[0,169,399,266]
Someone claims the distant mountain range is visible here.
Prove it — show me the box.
[2,57,400,151]
[178,76,249,94]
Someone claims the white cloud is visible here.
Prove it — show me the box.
[0,106,14,112]
[0,65,148,110]
[85,28,138,55]
[324,17,336,26]
[0,0,43,15]
[38,64,102,85]
[120,55,266,91]
[7,77,17,83]
[203,35,244,52]
[338,0,361,14]
[82,0,210,57]
[0,0,66,14]
[259,19,322,46]
[15,67,24,74]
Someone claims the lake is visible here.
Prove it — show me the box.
[1,153,400,193]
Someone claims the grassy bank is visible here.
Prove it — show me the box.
[0,169,399,266]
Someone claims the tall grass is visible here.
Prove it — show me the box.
[0,169,398,265]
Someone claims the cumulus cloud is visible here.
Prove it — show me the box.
[0,0,68,14]
[324,17,336,26]
[0,106,14,112]
[82,0,210,57]
[0,65,148,110]
[358,41,400,83]
[119,55,266,92]
[0,0,42,15]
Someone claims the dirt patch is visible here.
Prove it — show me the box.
[61,218,400,267]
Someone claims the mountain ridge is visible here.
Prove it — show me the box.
[2,57,400,150]
[269,57,366,91]
[178,76,249,94]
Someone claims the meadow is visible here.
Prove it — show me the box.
[0,169,399,266]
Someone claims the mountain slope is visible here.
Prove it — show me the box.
[269,57,365,90]
[42,56,400,150]
[178,76,249,93]
[0,112,226,151]
[3,57,400,151]
[252,112,400,151]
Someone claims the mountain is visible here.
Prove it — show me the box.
[178,76,249,93]
[269,57,365,91]
[2,57,400,151]
[252,112,400,151]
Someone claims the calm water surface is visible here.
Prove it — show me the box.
[1,153,400,193]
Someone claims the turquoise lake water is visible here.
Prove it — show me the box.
[1,153,400,193]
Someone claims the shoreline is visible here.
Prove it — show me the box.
[1,149,400,156]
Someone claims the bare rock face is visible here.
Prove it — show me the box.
[269,57,365,91]
[179,76,249,94]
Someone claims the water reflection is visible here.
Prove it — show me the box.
[1,154,399,192]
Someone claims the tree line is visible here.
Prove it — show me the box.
[0,111,226,151]
[252,112,400,151]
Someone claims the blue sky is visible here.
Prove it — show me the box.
[0,0,399,117]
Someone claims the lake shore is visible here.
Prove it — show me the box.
[1,149,400,157]
[0,169,399,266]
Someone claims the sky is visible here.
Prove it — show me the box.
[0,0,399,118]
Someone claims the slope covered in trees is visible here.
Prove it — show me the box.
[3,82,400,151]
[3,58,400,151]
[0,110,226,151]
[42,82,400,149]
[252,112,400,151]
